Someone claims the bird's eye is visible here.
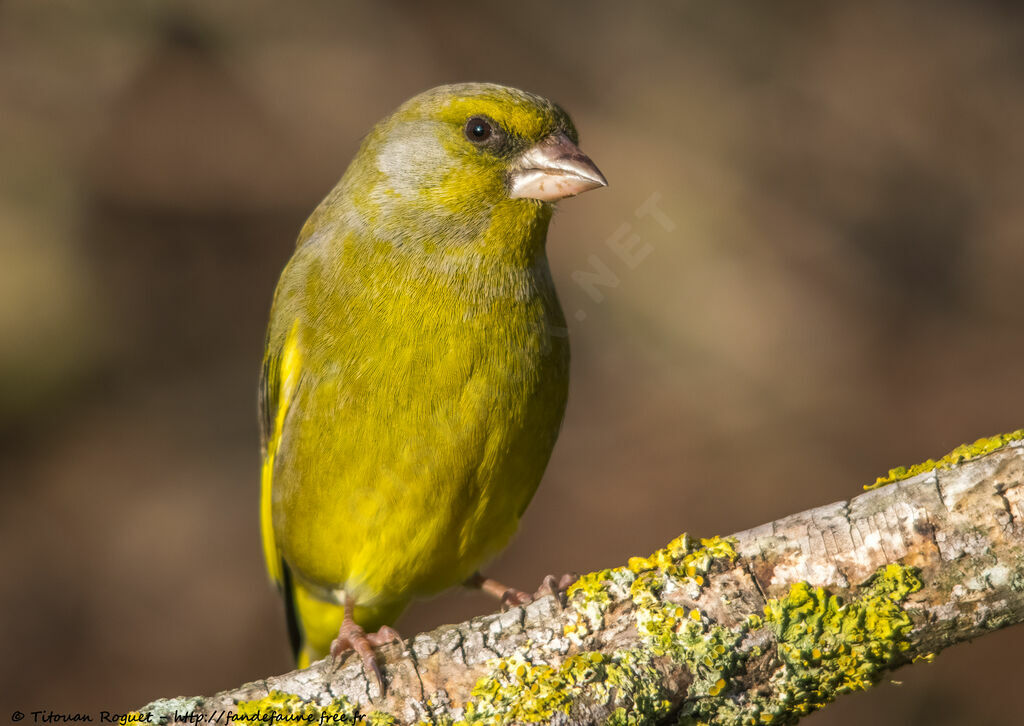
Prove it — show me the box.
[465,116,493,143]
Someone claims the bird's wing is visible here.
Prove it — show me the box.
[259,320,304,588]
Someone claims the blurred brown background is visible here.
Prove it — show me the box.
[2,1,1023,723]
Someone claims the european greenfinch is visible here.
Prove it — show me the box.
[259,82,606,682]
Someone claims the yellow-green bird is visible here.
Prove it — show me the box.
[259,82,606,682]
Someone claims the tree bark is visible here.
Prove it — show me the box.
[138,436,1024,725]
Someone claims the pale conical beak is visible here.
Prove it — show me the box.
[508,131,608,202]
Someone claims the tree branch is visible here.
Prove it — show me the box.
[138,434,1024,725]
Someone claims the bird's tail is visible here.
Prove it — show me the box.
[282,563,346,666]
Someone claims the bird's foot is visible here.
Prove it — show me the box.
[499,586,532,609]
[535,572,579,605]
[330,618,403,690]
[467,572,579,610]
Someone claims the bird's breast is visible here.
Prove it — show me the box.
[275,260,569,603]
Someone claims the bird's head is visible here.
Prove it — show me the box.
[330,83,606,260]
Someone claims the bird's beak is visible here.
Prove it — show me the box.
[508,131,608,202]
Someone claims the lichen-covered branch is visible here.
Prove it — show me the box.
[138,432,1024,725]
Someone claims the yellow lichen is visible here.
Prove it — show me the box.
[866,429,1024,490]
[460,534,743,724]
[621,535,745,714]
[233,691,363,725]
[461,651,618,724]
[563,567,620,640]
[627,534,737,580]
[565,535,738,642]
[755,564,923,718]
[447,555,927,726]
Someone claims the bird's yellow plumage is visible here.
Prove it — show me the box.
[259,83,606,671]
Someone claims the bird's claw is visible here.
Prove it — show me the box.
[499,587,533,610]
[531,572,574,604]
[535,572,579,608]
[330,620,403,690]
